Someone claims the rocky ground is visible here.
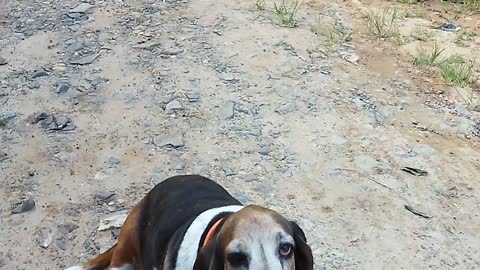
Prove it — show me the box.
[1,0,479,269]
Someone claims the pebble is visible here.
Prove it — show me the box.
[70,53,99,65]
[244,174,258,182]
[174,161,186,171]
[0,112,17,126]
[11,198,36,214]
[70,3,94,13]
[153,131,185,148]
[186,94,200,102]
[66,41,84,52]
[32,68,48,78]
[57,222,79,235]
[165,99,184,112]
[37,227,55,248]
[0,56,8,65]
[98,210,129,231]
[258,146,271,156]
[54,151,76,163]
[95,192,116,204]
[57,83,71,94]
[220,101,235,120]
[223,167,236,176]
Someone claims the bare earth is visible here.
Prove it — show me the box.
[1,0,479,269]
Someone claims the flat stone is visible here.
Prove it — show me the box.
[244,174,258,182]
[11,198,36,214]
[66,41,84,52]
[57,83,71,94]
[0,56,8,65]
[165,99,184,112]
[0,112,17,126]
[57,222,79,235]
[186,94,200,102]
[70,53,99,65]
[174,162,185,171]
[54,151,76,163]
[70,3,94,13]
[37,227,54,248]
[98,210,129,231]
[32,68,48,78]
[220,101,235,120]
[153,131,184,148]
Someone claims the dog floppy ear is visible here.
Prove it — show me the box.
[290,221,314,270]
[193,238,224,270]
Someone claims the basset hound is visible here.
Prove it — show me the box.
[66,175,313,270]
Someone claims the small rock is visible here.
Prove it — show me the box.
[186,94,200,102]
[258,146,271,156]
[11,198,36,214]
[98,210,129,231]
[66,41,84,52]
[57,83,71,94]
[56,239,67,251]
[37,227,55,248]
[54,151,76,163]
[31,112,49,124]
[174,162,185,171]
[244,174,258,182]
[57,222,79,235]
[107,157,121,166]
[95,192,116,204]
[0,112,17,126]
[32,68,48,78]
[0,56,7,65]
[153,131,185,148]
[70,3,94,13]
[220,101,235,120]
[0,150,7,162]
[223,167,236,176]
[275,102,296,115]
[70,53,99,65]
[165,99,184,112]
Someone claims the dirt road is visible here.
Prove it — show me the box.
[1,0,479,269]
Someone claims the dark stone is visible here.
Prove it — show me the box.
[32,68,49,78]
[11,198,36,214]
[0,112,17,126]
[0,56,7,65]
[31,112,49,124]
[57,222,79,235]
[57,83,71,94]
[70,53,99,65]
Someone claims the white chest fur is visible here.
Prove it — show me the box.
[174,205,244,270]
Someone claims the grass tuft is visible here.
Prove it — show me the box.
[440,56,478,86]
[273,0,300,27]
[413,44,445,67]
[255,0,266,10]
[364,7,400,39]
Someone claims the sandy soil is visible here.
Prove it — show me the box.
[1,0,479,269]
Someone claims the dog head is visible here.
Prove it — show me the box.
[194,205,313,270]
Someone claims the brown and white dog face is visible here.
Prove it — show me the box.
[195,205,313,270]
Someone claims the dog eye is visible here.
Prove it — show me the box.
[227,252,249,267]
[279,243,293,257]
